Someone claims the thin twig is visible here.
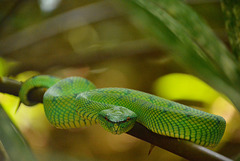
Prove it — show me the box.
[0,77,233,161]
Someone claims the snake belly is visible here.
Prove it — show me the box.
[19,75,226,147]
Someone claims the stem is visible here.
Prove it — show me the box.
[0,77,233,161]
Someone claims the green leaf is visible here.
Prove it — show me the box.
[118,0,240,112]
[0,105,37,161]
[221,0,240,60]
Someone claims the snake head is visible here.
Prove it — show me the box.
[98,106,137,135]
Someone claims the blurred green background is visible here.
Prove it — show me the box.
[0,0,240,161]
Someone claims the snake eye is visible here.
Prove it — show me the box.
[126,117,131,121]
[105,116,110,122]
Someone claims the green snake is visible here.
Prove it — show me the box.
[19,75,226,147]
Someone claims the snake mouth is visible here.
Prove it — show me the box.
[112,131,120,135]
[112,123,121,135]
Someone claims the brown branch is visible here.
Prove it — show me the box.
[0,77,233,161]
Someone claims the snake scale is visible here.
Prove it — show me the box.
[19,75,226,147]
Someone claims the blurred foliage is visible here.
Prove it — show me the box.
[118,0,240,112]
[0,58,8,76]
[221,0,240,60]
[0,0,240,161]
[0,104,37,161]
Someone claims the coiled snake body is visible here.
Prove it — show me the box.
[19,75,226,147]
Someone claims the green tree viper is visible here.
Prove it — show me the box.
[19,75,226,147]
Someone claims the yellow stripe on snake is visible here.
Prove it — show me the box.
[19,75,226,147]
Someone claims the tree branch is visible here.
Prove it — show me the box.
[0,77,232,161]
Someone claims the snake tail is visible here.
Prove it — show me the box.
[19,75,61,106]
[19,75,97,128]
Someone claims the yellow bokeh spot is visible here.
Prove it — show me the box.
[153,73,220,104]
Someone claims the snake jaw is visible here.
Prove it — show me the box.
[111,123,121,135]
